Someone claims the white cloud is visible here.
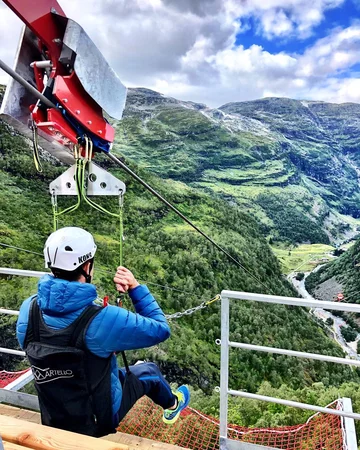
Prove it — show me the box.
[0,0,359,107]
[260,9,294,38]
[0,3,23,84]
[235,0,345,39]
[289,77,360,103]
[296,25,360,77]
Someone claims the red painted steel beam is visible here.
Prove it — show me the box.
[2,0,117,153]
[2,0,67,70]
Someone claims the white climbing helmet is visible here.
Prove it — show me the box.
[43,227,97,271]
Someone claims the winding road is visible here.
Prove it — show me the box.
[289,271,360,361]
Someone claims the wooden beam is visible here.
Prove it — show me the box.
[0,415,129,450]
[103,431,191,450]
[0,407,189,450]
[3,442,27,450]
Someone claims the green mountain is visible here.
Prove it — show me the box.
[116,89,360,245]
[0,110,358,394]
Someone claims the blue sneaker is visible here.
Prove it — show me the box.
[163,385,190,424]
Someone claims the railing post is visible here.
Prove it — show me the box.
[220,295,230,449]
[342,397,358,450]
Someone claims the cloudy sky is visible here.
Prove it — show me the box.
[1,0,360,107]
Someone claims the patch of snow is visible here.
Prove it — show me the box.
[199,108,274,138]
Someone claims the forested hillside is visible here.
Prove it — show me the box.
[1,118,358,395]
[306,240,360,306]
[115,89,360,245]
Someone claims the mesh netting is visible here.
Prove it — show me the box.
[118,397,346,450]
[0,369,31,388]
[0,369,347,450]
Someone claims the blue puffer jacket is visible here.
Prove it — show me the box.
[16,274,171,423]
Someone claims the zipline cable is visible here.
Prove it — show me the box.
[0,243,43,256]
[0,59,57,110]
[106,151,272,293]
[0,241,221,319]
[0,60,273,294]
[5,240,358,311]
[0,242,215,299]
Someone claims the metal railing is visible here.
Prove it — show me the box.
[0,267,47,278]
[0,268,48,357]
[218,290,360,450]
[0,268,43,391]
[0,305,25,356]
[1,269,360,448]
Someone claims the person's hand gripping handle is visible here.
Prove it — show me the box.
[113,266,140,294]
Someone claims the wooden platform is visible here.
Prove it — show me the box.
[0,405,188,450]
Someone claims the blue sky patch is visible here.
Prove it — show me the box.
[235,0,359,56]
[335,62,360,78]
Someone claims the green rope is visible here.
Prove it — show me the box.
[51,139,124,266]
[51,191,58,231]
[119,193,124,267]
[51,149,84,230]
[81,183,124,266]
[31,122,43,173]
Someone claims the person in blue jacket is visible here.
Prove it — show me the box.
[16,227,190,436]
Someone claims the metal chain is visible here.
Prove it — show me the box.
[165,294,221,320]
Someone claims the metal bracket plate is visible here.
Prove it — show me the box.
[49,161,126,196]
[62,19,127,120]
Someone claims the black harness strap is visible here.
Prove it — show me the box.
[121,351,130,374]
[28,295,40,344]
[69,305,102,348]
[27,297,102,349]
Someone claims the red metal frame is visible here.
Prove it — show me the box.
[3,0,66,72]
[32,106,78,146]
[54,74,115,143]
[3,0,115,152]
[32,64,45,93]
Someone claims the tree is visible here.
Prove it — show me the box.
[326,317,334,327]
[331,310,345,319]
[341,326,358,343]
[296,272,305,281]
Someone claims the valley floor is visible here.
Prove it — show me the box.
[273,243,335,274]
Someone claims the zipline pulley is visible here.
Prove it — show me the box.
[48,138,126,271]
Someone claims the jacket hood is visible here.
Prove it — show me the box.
[37,274,97,315]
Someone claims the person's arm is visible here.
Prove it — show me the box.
[85,268,171,357]
[16,296,34,349]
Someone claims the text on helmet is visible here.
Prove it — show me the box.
[78,252,92,264]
